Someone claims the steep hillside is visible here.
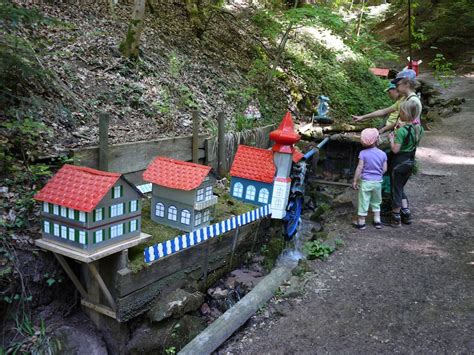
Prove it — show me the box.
[1,1,392,157]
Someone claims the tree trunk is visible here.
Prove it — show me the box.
[119,0,146,59]
[356,0,365,37]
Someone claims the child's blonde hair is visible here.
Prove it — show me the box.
[400,99,420,122]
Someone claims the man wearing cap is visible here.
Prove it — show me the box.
[352,69,421,129]
[391,69,422,126]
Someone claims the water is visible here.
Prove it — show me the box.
[277,218,306,267]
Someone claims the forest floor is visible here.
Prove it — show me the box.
[219,73,474,353]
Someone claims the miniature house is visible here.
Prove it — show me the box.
[229,144,303,207]
[143,157,217,232]
[34,165,143,250]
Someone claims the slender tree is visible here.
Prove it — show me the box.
[119,0,146,59]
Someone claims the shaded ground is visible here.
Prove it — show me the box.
[219,74,474,353]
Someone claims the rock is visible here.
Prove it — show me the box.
[310,203,330,221]
[331,187,356,208]
[128,315,206,354]
[424,110,442,123]
[230,269,264,292]
[54,325,107,355]
[310,222,323,233]
[292,259,312,276]
[248,263,264,274]
[312,231,329,241]
[0,187,8,195]
[148,289,205,323]
[303,195,315,210]
[224,276,237,289]
[200,302,211,315]
[208,287,228,300]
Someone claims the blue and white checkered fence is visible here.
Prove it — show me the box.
[144,204,271,263]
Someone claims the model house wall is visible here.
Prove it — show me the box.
[230,177,273,206]
[36,165,143,251]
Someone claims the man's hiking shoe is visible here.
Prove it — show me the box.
[401,208,412,225]
[373,222,383,229]
[352,223,366,230]
[390,213,402,228]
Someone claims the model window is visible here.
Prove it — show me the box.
[130,200,138,212]
[110,224,124,238]
[53,204,59,215]
[79,211,86,222]
[168,206,177,221]
[79,231,86,244]
[155,202,165,217]
[233,183,243,198]
[95,208,103,221]
[110,203,124,218]
[61,226,67,239]
[112,185,122,199]
[60,206,67,218]
[53,223,60,237]
[43,202,49,213]
[205,186,213,200]
[68,208,75,220]
[95,230,103,243]
[181,210,191,225]
[43,221,50,234]
[195,212,202,226]
[68,227,75,241]
[130,220,138,232]
[258,188,270,204]
[203,209,210,222]
[245,185,256,201]
[197,188,204,202]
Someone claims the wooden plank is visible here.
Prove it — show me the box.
[99,112,110,171]
[88,262,117,311]
[73,135,208,174]
[35,233,151,263]
[217,112,226,177]
[116,218,271,297]
[81,299,116,319]
[312,179,351,187]
[53,253,88,298]
[192,111,200,164]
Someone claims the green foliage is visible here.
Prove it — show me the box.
[165,346,177,355]
[7,316,61,354]
[429,53,455,89]
[178,85,199,109]
[169,51,183,78]
[304,240,334,260]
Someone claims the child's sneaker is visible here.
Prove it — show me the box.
[352,223,366,230]
[373,222,383,229]
[390,213,401,228]
[401,208,412,225]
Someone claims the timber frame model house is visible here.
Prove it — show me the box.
[34,164,143,250]
[229,145,303,206]
[143,157,217,232]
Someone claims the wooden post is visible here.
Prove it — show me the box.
[217,112,226,177]
[192,110,199,164]
[201,239,210,288]
[228,226,240,272]
[99,112,110,172]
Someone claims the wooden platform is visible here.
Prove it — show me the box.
[35,233,151,263]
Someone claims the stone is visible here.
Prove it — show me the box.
[208,287,228,300]
[54,325,107,355]
[230,269,264,292]
[224,276,237,289]
[331,187,356,208]
[310,203,330,221]
[148,289,205,323]
[200,302,211,315]
[128,315,206,354]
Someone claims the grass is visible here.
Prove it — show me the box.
[128,186,255,273]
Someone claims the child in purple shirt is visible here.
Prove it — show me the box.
[352,128,388,229]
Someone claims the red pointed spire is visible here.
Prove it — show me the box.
[269,111,301,153]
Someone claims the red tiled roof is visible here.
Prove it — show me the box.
[143,157,212,191]
[34,165,121,212]
[230,146,275,183]
[369,67,390,77]
[230,145,305,183]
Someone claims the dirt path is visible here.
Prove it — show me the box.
[220,74,474,354]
